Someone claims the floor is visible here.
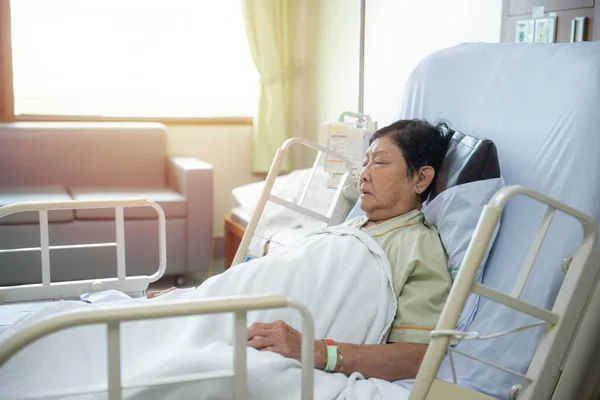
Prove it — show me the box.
[148,257,226,292]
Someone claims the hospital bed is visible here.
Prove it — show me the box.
[1,41,600,400]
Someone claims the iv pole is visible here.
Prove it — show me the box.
[338,0,372,130]
[358,0,366,115]
[339,0,369,128]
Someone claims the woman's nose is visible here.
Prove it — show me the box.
[360,168,369,182]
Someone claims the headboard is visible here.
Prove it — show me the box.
[430,123,500,201]
[400,41,600,399]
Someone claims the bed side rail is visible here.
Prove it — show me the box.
[232,137,358,267]
[0,294,315,400]
[0,199,167,304]
[410,185,599,400]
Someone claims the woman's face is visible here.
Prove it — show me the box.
[359,136,421,222]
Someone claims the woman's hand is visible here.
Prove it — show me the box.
[146,286,177,299]
[246,320,304,362]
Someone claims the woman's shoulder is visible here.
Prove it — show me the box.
[387,211,445,256]
[414,218,445,250]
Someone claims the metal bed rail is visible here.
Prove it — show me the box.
[0,294,315,400]
[232,137,358,267]
[410,186,600,400]
[0,199,167,304]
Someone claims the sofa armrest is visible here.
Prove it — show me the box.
[168,157,214,273]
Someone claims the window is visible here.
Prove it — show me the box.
[4,0,258,120]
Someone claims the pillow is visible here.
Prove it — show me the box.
[232,167,336,224]
[430,124,501,201]
[423,177,505,332]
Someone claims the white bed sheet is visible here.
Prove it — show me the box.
[233,206,327,258]
[0,301,52,336]
[1,226,411,400]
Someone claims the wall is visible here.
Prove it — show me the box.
[501,0,599,42]
[301,0,360,163]
[303,0,503,149]
[363,0,503,126]
[165,124,258,237]
[166,0,505,236]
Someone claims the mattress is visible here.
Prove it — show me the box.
[0,301,51,337]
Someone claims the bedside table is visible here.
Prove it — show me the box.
[223,210,247,270]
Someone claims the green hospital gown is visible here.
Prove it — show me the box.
[345,209,451,344]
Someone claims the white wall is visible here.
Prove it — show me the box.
[363,0,503,126]
[304,0,503,138]
[166,124,259,237]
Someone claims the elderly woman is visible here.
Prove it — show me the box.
[149,119,452,381]
[244,119,452,381]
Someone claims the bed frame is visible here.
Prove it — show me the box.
[1,139,599,400]
[414,186,600,400]
[0,199,167,304]
[0,198,315,400]
[232,137,358,266]
[224,210,247,270]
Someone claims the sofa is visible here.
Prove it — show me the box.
[0,122,213,285]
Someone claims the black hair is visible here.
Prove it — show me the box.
[369,119,450,202]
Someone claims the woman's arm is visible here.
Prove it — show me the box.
[247,320,427,381]
[146,286,178,298]
[318,341,427,380]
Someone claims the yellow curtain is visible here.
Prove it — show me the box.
[241,0,298,173]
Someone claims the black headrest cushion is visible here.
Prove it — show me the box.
[430,124,501,201]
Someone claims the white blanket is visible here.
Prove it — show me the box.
[0,226,411,400]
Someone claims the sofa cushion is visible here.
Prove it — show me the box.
[0,122,167,188]
[0,185,74,225]
[70,187,186,220]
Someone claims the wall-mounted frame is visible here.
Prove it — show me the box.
[515,19,535,43]
[570,17,587,42]
[534,16,557,43]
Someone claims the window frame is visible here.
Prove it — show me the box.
[0,0,253,125]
